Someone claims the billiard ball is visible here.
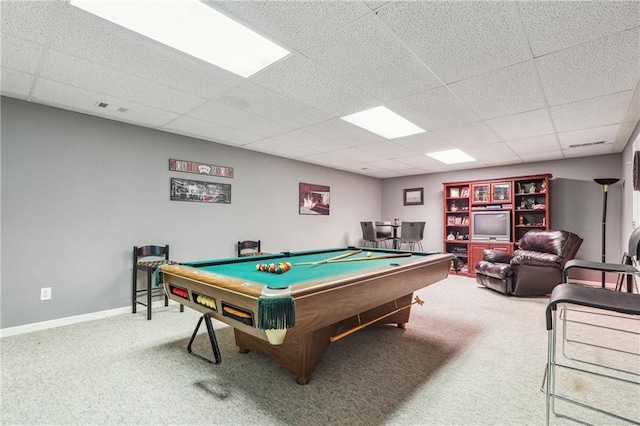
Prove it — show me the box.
[366,252,372,257]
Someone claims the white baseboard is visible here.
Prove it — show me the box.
[0,300,179,339]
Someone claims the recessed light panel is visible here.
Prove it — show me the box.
[426,149,476,164]
[70,0,290,78]
[341,106,425,139]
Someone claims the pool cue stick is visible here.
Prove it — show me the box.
[324,253,411,263]
[294,249,362,266]
[330,296,424,342]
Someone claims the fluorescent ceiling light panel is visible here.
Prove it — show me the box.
[427,149,476,164]
[69,0,290,78]
[341,106,425,139]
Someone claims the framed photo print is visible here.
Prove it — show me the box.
[299,182,330,215]
[403,188,423,206]
[170,178,231,204]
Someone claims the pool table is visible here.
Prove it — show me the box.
[160,247,453,384]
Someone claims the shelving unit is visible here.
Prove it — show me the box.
[443,174,551,276]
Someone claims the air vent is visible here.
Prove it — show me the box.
[97,102,108,108]
[117,107,129,113]
[568,141,605,148]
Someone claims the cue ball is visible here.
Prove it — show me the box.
[366,252,372,257]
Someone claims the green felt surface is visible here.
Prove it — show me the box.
[185,248,431,289]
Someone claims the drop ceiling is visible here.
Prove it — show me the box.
[1,0,639,178]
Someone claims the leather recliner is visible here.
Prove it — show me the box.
[475,230,583,297]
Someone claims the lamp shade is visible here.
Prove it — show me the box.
[594,178,620,186]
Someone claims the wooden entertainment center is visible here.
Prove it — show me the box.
[443,174,551,276]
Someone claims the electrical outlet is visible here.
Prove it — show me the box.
[40,287,52,301]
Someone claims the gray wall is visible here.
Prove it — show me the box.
[1,98,382,329]
[0,97,630,330]
[381,156,624,263]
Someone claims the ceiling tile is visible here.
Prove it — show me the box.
[300,152,360,167]
[449,61,545,120]
[0,0,59,44]
[214,82,331,129]
[329,148,386,163]
[164,116,264,147]
[536,28,640,106]
[41,50,206,115]
[557,124,620,149]
[1,34,43,74]
[270,129,347,153]
[32,78,180,128]
[394,132,455,154]
[562,144,615,158]
[301,118,384,147]
[506,134,561,155]
[358,141,420,158]
[463,142,519,161]
[613,121,638,151]
[486,109,555,141]
[388,86,479,130]
[435,122,501,147]
[377,1,531,83]
[187,99,292,138]
[250,54,378,116]
[302,13,442,103]
[519,1,640,57]
[212,1,372,51]
[366,158,416,171]
[1,68,34,98]
[550,91,633,133]
[518,151,564,163]
[245,138,321,159]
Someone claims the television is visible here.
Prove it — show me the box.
[471,211,511,241]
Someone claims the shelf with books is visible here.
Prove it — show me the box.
[443,174,551,277]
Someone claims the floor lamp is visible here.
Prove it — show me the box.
[594,178,620,287]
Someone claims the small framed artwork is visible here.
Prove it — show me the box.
[299,182,330,215]
[450,188,460,198]
[447,216,455,225]
[454,216,462,225]
[403,188,424,206]
[462,217,470,225]
[461,188,469,198]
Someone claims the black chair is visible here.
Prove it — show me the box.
[132,245,182,320]
[237,240,261,257]
[563,227,640,293]
[396,221,425,251]
[544,284,640,424]
[360,221,388,248]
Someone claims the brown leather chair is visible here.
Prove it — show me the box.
[475,230,583,296]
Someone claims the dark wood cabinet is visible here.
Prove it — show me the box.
[443,174,551,276]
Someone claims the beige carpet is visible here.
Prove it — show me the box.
[1,275,638,425]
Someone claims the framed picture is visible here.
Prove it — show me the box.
[461,188,469,198]
[450,188,460,198]
[403,188,423,206]
[454,216,462,225]
[299,182,330,215]
[170,178,231,204]
[447,216,455,225]
[169,158,234,178]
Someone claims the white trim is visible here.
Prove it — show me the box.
[0,300,180,338]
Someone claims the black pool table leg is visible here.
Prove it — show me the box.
[187,314,222,365]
